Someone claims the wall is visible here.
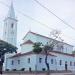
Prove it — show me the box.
[7,54,36,71]
[6,53,75,71]
[21,44,33,53]
[22,32,73,54]
[36,54,56,71]
[6,54,57,71]
[50,52,75,71]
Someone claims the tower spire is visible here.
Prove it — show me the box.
[4,0,17,46]
[7,1,15,19]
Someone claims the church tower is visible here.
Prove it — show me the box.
[3,2,17,46]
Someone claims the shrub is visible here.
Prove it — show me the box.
[6,69,9,71]
[12,69,17,71]
[21,68,25,71]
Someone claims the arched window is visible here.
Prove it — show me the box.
[70,61,72,66]
[28,58,30,63]
[39,58,42,63]
[11,60,14,65]
[18,60,20,64]
[51,59,53,64]
[59,60,62,65]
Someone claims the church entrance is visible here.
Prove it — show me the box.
[65,61,68,71]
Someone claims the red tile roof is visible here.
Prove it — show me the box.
[23,31,73,47]
[20,40,34,46]
[49,51,75,57]
[9,50,75,58]
[9,51,56,58]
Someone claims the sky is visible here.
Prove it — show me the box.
[0,0,75,50]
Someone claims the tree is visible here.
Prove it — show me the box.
[43,30,63,75]
[0,40,17,75]
[43,44,52,75]
[33,42,42,54]
[72,50,75,54]
[32,30,63,75]
[33,42,42,73]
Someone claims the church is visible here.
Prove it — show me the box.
[3,2,75,72]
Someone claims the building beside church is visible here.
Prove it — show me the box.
[3,2,75,72]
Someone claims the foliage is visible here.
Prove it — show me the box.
[12,69,17,71]
[72,50,75,54]
[5,69,9,71]
[44,44,54,52]
[33,42,42,54]
[21,68,25,71]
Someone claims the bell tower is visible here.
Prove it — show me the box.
[3,2,17,46]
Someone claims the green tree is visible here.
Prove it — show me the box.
[0,40,17,74]
[72,50,75,54]
[33,42,42,54]
[33,30,62,75]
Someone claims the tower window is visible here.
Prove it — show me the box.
[11,23,14,28]
[5,31,6,35]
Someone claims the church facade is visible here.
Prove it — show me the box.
[3,2,75,72]
[6,31,75,71]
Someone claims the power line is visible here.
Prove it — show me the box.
[17,10,55,30]
[0,1,75,44]
[0,1,55,30]
[33,0,75,31]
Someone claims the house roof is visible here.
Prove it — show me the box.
[9,51,56,58]
[9,50,75,58]
[49,51,75,57]
[23,31,73,47]
[20,40,34,46]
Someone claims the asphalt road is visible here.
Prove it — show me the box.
[0,72,75,75]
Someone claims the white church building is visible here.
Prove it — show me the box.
[3,2,75,72]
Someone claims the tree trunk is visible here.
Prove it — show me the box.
[45,51,50,75]
[0,61,3,75]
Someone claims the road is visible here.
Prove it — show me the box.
[0,72,75,75]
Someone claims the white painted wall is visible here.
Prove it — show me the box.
[4,18,17,46]
[21,44,33,53]
[22,32,73,54]
[50,52,75,71]
[36,54,56,71]
[6,54,56,71]
[6,52,75,71]
[7,54,37,71]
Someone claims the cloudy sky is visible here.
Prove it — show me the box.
[0,0,75,50]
